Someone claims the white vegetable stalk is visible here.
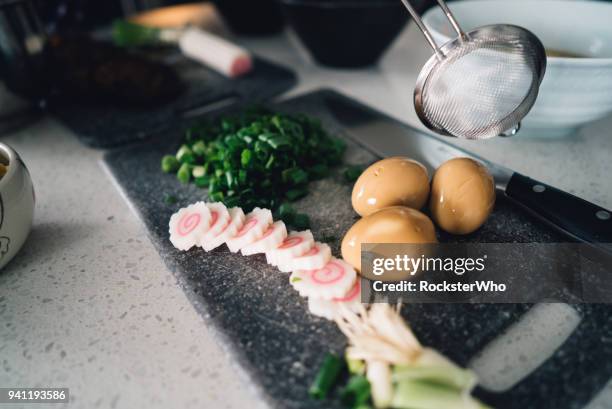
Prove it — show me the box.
[367,360,393,409]
[336,303,423,365]
[335,304,485,409]
[179,27,253,78]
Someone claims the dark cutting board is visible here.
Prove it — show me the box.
[102,89,612,409]
[53,52,296,149]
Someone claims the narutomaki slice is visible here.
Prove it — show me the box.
[266,230,314,267]
[277,242,331,273]
[241,221,287,256]
[203,202,231,239]
[308,280,362,320]
[169,202,211,251]
[202,207,245,251]
[290,258,357,300]
[226,207,273,253]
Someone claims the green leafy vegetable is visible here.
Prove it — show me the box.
[162,110,345,227]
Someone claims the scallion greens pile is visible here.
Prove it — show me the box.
[162,110,346,228]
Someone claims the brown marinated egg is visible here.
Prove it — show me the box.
[341,206,437,277]
[430,157,495,235]
[351,157,430,216]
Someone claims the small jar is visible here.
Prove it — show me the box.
[0,142,35,270]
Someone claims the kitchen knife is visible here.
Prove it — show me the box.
[322,91,612,247]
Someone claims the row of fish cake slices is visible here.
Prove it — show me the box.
[169,202,362,319]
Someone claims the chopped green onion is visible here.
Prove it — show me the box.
[238,169,248,184]
[278,202,296,218]
[161,155,180,173]
[309,163,329,179]
[265,154,275,169]
[309,353,344,400]
[194,176,210,188]
[163,193,177,205]
[191,140,207,157]
[286,188,308,202]
[224,196,240,207]
[163,111,346,214]
[283,168,308,185]
[225,171,234,188]
[241,149,252,167]
[192,166,206,178]
[341,375,371,407]
[176,145,195,164]
[344,165,365,183]
[177,163,191,184]
[292,213,310,230]
[267,135,291,149]
[209,191,224,202]
[353,405,373,409]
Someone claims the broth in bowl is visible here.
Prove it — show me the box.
[546,48,585,58]
[0,152,7,180]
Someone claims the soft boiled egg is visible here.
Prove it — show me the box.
[351,157,430,216]
[430,157,495,235]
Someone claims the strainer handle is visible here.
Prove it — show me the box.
[434,0,466,39]
[399,0,444,58]
[399,0,466,58]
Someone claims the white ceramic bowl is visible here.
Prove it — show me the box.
[422,0,612,138]
[0,143,35,270]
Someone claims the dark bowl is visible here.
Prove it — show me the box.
[280,0,414,68]
[211,0,285,36]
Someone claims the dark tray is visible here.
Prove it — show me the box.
[53,52,296,149]
[102,89,611,409]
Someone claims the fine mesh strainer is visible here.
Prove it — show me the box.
[400,0,547,139]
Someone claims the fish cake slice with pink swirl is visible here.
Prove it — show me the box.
[203,202,231,239]
[266,230,314,266]
[226,207,273,253]
[202,207,245,251]
[308,280,362,320]
[277,242,331,273]
[169,202,211,251]
[241,221,287,256]
[290,258,357,300]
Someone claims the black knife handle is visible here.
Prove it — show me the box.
[506,173,612,244]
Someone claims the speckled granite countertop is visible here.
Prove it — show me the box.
[1,25,611,409]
